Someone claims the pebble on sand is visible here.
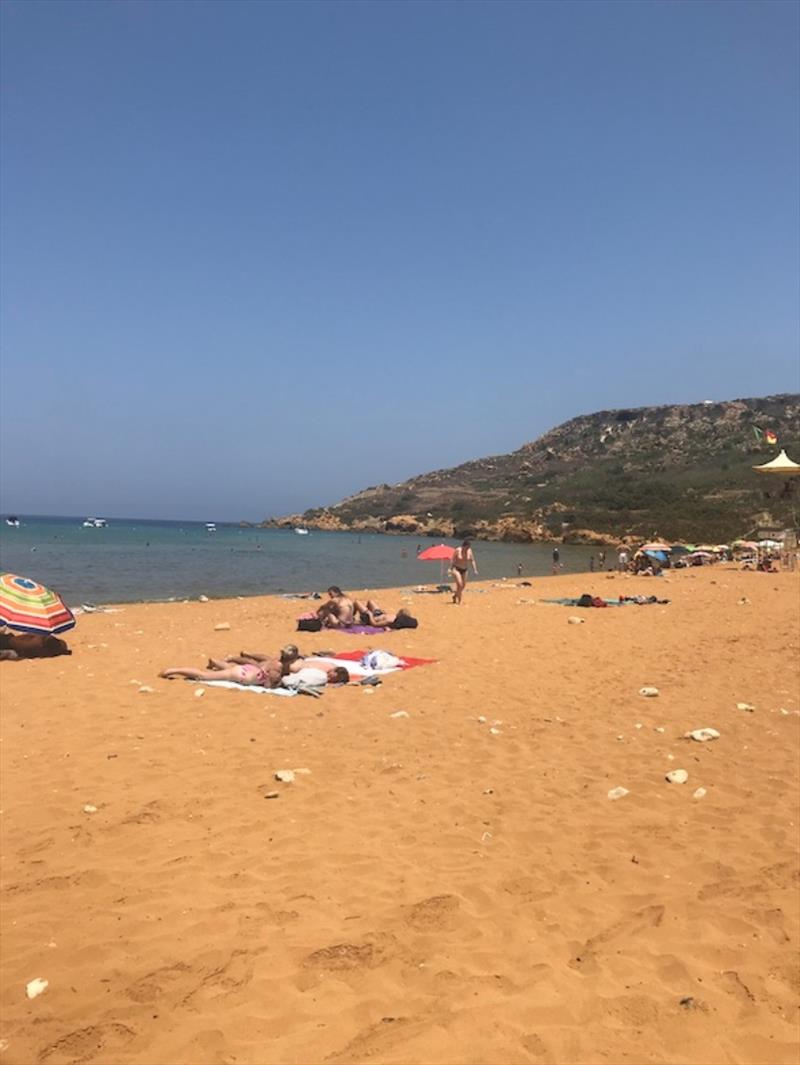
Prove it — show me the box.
[83,804,98,814]
[274,770,295,783]
[665,769,689,784]
[685,728,720,742]
[214,623,231,631]
[567,616,585,625]
[390,710,410,719]
[639,687,659,698]
[736,702,755,712]
[608,786,629,800]
[198,595,209,602]
[194,688,205,698]
[693,787,707,799]
[25,978,48,1000]
[138,685,154,694]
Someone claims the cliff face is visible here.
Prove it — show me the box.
[263,394,800,543]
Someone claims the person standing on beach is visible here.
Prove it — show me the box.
[451,540,478,604]
[589,555,595,572]
[552,546,560,574]
[598,550,606,570]
[618,548,629,571]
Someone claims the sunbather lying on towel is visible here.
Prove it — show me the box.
[352,599,418,630]
[160,658,283,687]
[160,653,349,687]
[226,644,301,677]
[282,663,350,687]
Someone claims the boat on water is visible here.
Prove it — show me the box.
[294,527,309,535]
[205,522,217,532]
[82,518,108,528]
[5,516,20,527]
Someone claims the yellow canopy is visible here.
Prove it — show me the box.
[753,449,800,476]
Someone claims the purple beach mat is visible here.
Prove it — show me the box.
[335,624,391,635]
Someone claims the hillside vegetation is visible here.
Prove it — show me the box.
[265,394,800,544]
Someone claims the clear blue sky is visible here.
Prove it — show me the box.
[1,0,798,521]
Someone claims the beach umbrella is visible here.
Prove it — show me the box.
[417,543,454,583]
[752,450,800,476]
[417,544,455,560]
[643,549,669,562]
[640,541,671,552]
[669,544,691,555]
[0,573,76,635]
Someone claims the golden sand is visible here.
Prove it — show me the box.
[1,567,798,1065]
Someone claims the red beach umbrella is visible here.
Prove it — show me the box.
[417,543,454,583]
[417,544,455,561]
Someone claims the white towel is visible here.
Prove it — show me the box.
[201,680,296,696]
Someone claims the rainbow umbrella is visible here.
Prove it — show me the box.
[0,573,76,634]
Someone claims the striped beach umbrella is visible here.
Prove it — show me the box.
[0,573,76,635]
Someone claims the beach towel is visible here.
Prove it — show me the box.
[312,649,436,678]
[200,680,297,696]
[540,597,625,607]
[332,624,390,635]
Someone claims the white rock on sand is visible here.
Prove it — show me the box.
[665,769,689,784]
[214,623,231,631]
[737,702,755,712]
[25,978,48,1000]
[685,728,720,742]
[639,687,660,697]
[274,770,296,783]
[608,786,629,800]
[693,787,708,799]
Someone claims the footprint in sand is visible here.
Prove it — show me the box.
[569,904,665,974]
[38,1023,136,1064]
[404,894,461,931]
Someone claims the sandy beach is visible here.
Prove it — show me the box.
[1,566,798,1065]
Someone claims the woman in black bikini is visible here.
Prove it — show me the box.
[450,540,478,604]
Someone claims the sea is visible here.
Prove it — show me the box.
[0,515,603,605]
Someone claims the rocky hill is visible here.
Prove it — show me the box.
[265,394,800,544]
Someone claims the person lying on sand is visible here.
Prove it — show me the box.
[160,658,283,687]
[227,645,301,676]
[316,586,355,628]
[160,652,348,688]
[281,662,350,687]
[226,651,350,686]
[352,599,418,630]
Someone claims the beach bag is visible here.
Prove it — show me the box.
[576,594,594,608]
[296,613,322,632]
[391,613,418,629]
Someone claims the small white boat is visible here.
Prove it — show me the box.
[5,516,20,527]
[294,527,309,535]
[82,518,108,528]
[205,522,217,532]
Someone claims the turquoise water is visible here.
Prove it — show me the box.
[0,515,602,604]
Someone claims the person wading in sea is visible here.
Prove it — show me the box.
[450,540,478,605]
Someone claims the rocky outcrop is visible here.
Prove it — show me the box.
[262,394,800,543]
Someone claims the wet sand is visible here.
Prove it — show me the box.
[1,567,798,1065]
